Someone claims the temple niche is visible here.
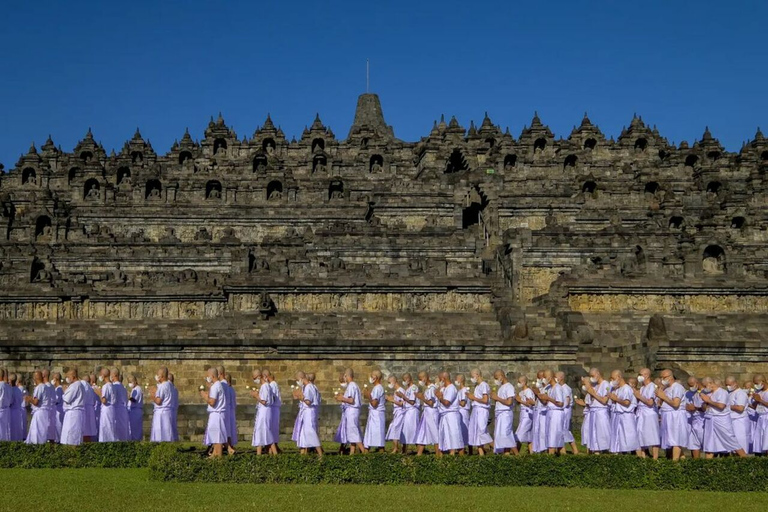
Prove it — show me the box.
[0,91,766,391]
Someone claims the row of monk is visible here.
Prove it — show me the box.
[2,366,767,460]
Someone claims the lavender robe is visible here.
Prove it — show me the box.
[561,384,575,443]
[169,381,180,441]
[659,381,688,449]
[9,386,25,441]
[295,383,321,448]
[703,388,741,454]
[531,384,550,453]
[467,381,492,446]
[25,383,55,444]
[401,384,420,444]
[99,382,119,442]
[686,389,705,451]
[515,386,535,443]
[291,384,304,443]
[493,382,517,453]
[587,381,611,451]
[113,382,130,441]
[415,384,439,445]
[457,386,470,446]
[128,385,144,441]
[728,388,751,453]
[251,382,274,447]
[545,383,567,449]
[223,381,237,445]
[268,380,281,442]
[385,386,406,442]
[61,381,86,445]
[364,384,387,448]
[150,381,175,442]
[81,380,98,438]
[335,382,362,444]
[754,390,768,453]
[0,382,11,441]
[203,380,228,445]
[437,384,464,451]
[636,382,661,448]
[54,385,64,441]
[581,395,592,448]
[609,384,639,453]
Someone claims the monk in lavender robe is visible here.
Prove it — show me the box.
[435,371,464,455]
[607,370,640,455]
[112,371,130,441]
[685,377,705,458]
[656,369,688,460]
[291,372,305,445]
[529,370,548,453]
[42,370,58,442]
[80,375,97,442]
[294,373,323,455]
[560,377,578,454]
[60,369,86,445]
[455,374,470,448]
[334,368,364,453]
[414,372,439,456]
[514,376,535,452]
[725,376,750,453]
[363,370,387,451]
[8,374,25,441]
[265,370,281,452]
[25,371,54,444]
[250,369,275,455]
[584,368,611,452]
[168,374,180,441]
[218,367,237,452]
[397,373,420,453]
[98,368,119,442]
[633,368,660,459]
[492,369,519,455]
[385,375,406,453]
[533,370,565,455]
[202,367,228,457]
[574,388,591,452]
[0,370,14,441]
[700,377,747,457]
[150,366,175,442]
[466,369,492,455]
[90,374,101,434]
[127,375,144,441]
[752,375,768,455]
[52,372,64,442]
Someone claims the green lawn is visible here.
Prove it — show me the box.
[3,468,768,512]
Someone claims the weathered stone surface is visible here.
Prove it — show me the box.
[1,96,767,437]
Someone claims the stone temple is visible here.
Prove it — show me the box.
[1,93,767,439]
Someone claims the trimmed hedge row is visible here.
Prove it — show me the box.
[0,441,159,468]
[148,447,768,491]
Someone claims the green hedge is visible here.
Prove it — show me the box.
[148,448,768,491]
[0,441,159,468]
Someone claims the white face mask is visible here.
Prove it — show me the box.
[516,382,522,389]
[296,380,302,387]
[369,377,375,384]
[661,378,670,387]
[253,378,261,385]
[581,385,587,392]
[129,383,135,388]
[402,381,408,387]
[590,377,598,385]
[610,380,619,388]
[493,379,501,386]
[206,376,212,384]
[689,386,698,392]
[155,375,160,383]
[340,382,348,388]
[470,377,477,384]
[754,384,764,391]
[98,376,104,383]
[454,381,461,387]
[387,383,395,389]
[65,377,72,384]
[726,385,736,392]
[418,380,425,387]
[637,375,645,384]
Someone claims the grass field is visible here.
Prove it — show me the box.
[2,468,768,512]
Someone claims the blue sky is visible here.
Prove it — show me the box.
[0,1,765,166]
